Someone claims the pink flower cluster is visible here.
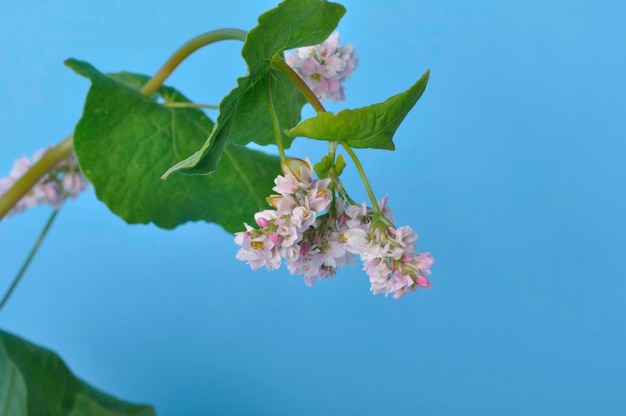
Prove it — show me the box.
[285,32,359,103]
[235,158,354,286]
[235,158,434,299]
[0,148,89,217]
[340,198,434,299]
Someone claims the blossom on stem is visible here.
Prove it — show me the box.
[285,201,355,286]
[0,148,89,217]
[285,32,359,103]
[234,158,337,276]
[234,157,434,300]
[341,197,435,299]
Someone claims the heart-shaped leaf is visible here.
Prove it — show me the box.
[286,70,430,150]
[67,59,280,232]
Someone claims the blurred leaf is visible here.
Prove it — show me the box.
[67,58,279,232]
[287,70,430,150]
[0,330,154,416]
[0,341,27,415]
[164,0,345,177]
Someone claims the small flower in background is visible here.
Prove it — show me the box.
[57,152,89,200]
[234,157,433,299]
[285,32,359,103]
[0,148,89,218]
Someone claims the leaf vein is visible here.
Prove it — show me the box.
[224,147,265,208]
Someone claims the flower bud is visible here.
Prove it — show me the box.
[281,158,312,183]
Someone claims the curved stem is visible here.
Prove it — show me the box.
[271,56,326,113]
[267,75,287,161]
[141,28,248,96]
[0,29,248,220]
[0,136,73,220]
[332,176,357,205]
[341,143,380,213]
[0,209,60,311]
[272,56,380,210]
[272,56,338,165]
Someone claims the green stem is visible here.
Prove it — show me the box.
[141,28,248,96]
[0,209,60,311]
[267,75,287,161]
[272,55,380,210]
[332,176,358,205]
[0,136,73,220]
[0,29,248,220]
[272,56,339,162]
[341,143,381,213]
[271,56,326,113]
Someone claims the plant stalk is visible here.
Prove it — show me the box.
[273,55,379,211]
[341,143,381,213]
[141,28,248,96]
[0,209,60,311]
[0,136,73,220]
[267,75,287,161]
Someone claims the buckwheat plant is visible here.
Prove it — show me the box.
[0,0,434,413]
[235,156,434,299]
[234,30,433,299]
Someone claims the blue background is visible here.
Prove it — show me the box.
[1,1,625,414]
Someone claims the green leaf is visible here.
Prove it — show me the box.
[67,58,280,232]
[335,153,346,176]
[164,70,306,178]
[242,0,346,73]
[0,341,27,416]
[314,154,346,179]
[106,72,158,101]
[286,70,430,150]
[313,156,333,178]
[164,0,345,176]
[0,329,154,416]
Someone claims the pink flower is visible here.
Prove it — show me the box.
[285,32,359,103]
[377,195,395,223]
[0,149,89,217]
[414,252,435,273]
[234,158,434,300]
[281,158,313,184]
[234,225,282,271]
[339,197,435,299]
[235,157,335,275]
[286,227,354,286]
[254,210,277,228]
[342,227,370,254]
[61,171,89,200]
